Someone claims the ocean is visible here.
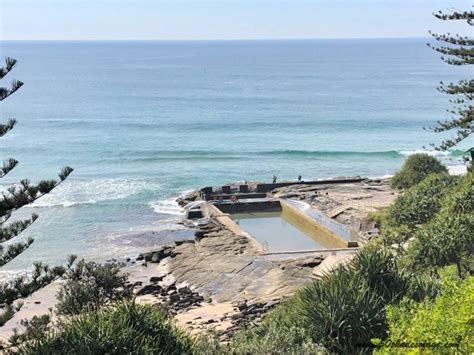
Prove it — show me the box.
[0,39,470,272]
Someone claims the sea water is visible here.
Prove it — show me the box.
[0,39,470,272]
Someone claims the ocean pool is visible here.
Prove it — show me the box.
[232,211,326,253]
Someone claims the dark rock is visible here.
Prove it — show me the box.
[175,239,195,246]
[169,293,180,303]
[178,286,191,294]
[150,276,165,283]
[237,302,247,311]
[192,295,204,302]
[136,284,157,296]
[194,230,207,239]
[296,260,322,268]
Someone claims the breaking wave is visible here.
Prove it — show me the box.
[29,179,162,208]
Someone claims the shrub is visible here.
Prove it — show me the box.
[227,298,318,354]
[11,301,193,354]
[409,173,474,278]
[56,256,131,315]
[390,153,447,190]
[387,173,457,227]
[376,276,474,352]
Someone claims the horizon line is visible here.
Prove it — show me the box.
[0,36,433,42]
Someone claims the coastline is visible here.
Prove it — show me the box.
[0,176,397,341]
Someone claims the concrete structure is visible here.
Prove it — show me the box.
[190,196,359,253]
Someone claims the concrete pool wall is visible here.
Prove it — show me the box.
[280,200,349,249]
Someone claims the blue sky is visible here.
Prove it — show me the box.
[0,0,471,40]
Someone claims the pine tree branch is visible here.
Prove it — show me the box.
[0,167,74,220]
[429,31,474,46]
[0,118,17,138]
[434,10,474,23]
[438,80,474,97]
[0,238,34,267]
[0,58,17,80]
[0,80,24,102]
[0,262,66,304]
[0,214,38,243]
[0,158,19,179]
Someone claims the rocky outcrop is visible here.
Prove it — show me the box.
[130,217,322,336]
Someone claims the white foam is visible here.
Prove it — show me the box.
[398,150,451,157]
[29,178,160,208]
[150,198,184,216]
[447,163,468,176]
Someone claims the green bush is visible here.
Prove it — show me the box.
[388,173,457,227]
[390,153,447,190]
[227,249,437,353]
[376,276,474,353]
[12,301,193,354]
[227,298,318,354]
[409,173,474,278]
[56,257,131,315]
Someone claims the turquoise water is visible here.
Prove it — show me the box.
[0,39,470,271]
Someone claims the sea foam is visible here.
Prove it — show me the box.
[29,179,161,208]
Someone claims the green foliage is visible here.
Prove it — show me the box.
[0,214,38,243]
[387,173,457,227]
[11,301,193,355]
[228,322,318,354]
[227,298,318,354]
[56,257,131,315]
[8,314,52,351]
[428,9,473,150]
[376,276,474,352]
[390,154,448,190]
[409,173,474,278]
[0,306,15,327]
[0,263,65,305]
[227,249,438,353]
